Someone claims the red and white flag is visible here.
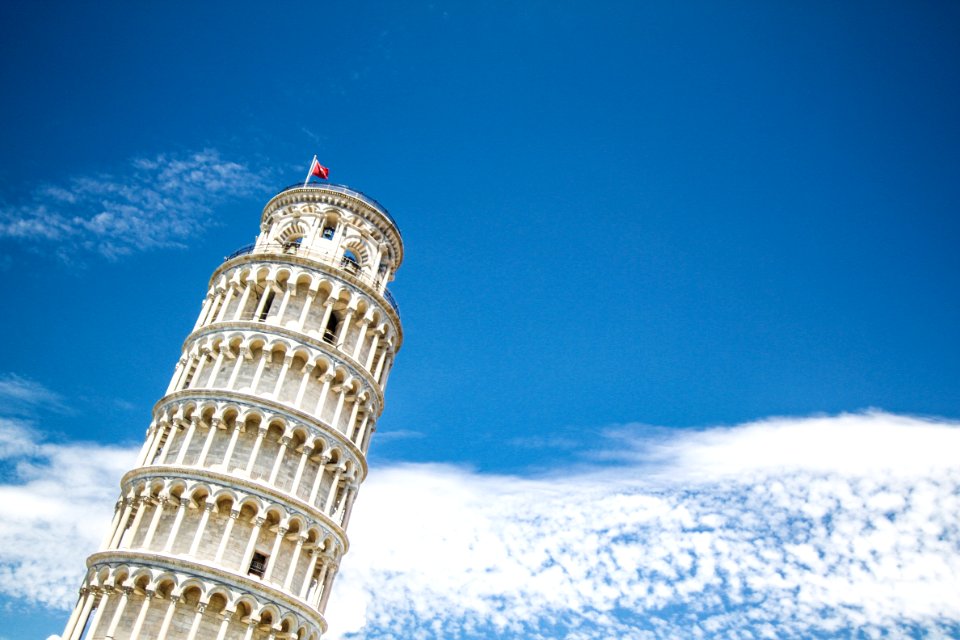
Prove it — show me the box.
[304,155,330,185]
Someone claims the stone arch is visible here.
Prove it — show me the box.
[178,580,205,606]
[278,220,309,245]
[341,236,371,267]
[206,588,231,615]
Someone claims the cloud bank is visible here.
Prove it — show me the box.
[332,413,960,639]
[0,149,267,259]
[2,411,958,639]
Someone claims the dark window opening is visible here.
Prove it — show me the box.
[248,552,267,578]
[258,290,276,322]
[321,226,335,240]
[324,312,341,344]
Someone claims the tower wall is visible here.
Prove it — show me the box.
[62,184,403,640]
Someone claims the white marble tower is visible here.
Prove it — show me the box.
[61,181,403,639]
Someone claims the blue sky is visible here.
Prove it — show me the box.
[1,2,959,638]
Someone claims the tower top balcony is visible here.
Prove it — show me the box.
[246,183,404,314]
[261,183,403,268]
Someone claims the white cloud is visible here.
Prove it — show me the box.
[0,373,66,415]
[329,412,960,639]
[0,419,136,610]
[0,149,268,259]
[1,412,958,638]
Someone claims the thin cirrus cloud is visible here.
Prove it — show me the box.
[0,373,68,415]
[2,384,956,638]
[0,149,267,260]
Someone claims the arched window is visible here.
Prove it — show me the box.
[282,235,303,254]
[342,250,360,275]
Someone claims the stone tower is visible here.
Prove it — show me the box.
[61,181,403,639]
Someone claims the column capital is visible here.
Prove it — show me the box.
[254,517,266,528]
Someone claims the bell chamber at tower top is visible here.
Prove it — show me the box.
[224,183,403,318]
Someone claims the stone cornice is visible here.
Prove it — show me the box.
[121,465,349,554]
[86,550,327,633]
[208,253,403,348]
[182,320,385,409]
[153,389,369,480]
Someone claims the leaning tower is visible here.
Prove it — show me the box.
[61,180,403,639]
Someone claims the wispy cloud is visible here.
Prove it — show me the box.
[3,412,959,638]
[0,373,67,415]
[374,429,425,443]
[0,149,268,260]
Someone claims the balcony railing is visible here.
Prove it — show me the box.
[224,243,400,318]
[225,244,255,260]
[278,183,401,236]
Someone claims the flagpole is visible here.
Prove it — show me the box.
[303,155,318,187]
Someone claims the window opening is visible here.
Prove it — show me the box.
[375,262,388,286]
[321,226,335,240]
[248,552,268,578]
[324,312,341,344]
[258,290,276,322]
[282,236,303,253]
[341,250,361,275]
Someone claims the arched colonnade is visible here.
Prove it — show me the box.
[138,397,364,521]
[61,560,324,640]
[167,331,382,447]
